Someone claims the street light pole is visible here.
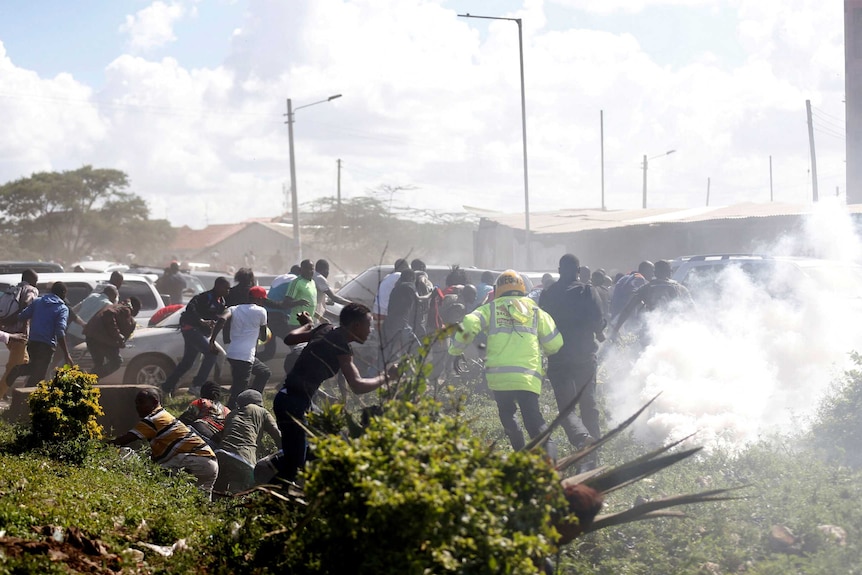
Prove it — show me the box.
[459,13,531,269]
[642,154,648,209]
[641,149,676,209]
[285,94,342,261]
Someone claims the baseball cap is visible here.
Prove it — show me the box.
[249,286,267,300]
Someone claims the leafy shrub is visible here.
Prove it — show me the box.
[27,366,104,443]
[225,397,566,575]
[808,352,862,467]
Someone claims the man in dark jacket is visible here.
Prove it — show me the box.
[84,297,142,378]
[610,260,693,342]
[539,254,606,450]
[161,277,231,396]
[156,261,187,306]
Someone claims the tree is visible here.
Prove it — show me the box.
[0,166,174,263]
[303,185,477,272]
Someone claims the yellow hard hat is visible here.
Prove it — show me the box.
[495,269,526,297]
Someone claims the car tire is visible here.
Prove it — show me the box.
[124,355,175,386]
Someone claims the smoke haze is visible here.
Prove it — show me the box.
[604,200,862,450]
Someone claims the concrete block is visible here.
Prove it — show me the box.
[2,384,155,437]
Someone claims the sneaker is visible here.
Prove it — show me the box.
[573,433,596,451]
[188,385,202,397]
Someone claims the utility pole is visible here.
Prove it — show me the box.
[286,98,301,261]
[642,154,648,209]
[769,155,773,202]
[806,99,819,202]
[706,177,711,206]
[458,13,531,269]
[600,110,605,210]
[336,159,342,265]
[285,93,343,263]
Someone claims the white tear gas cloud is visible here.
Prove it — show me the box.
[603,200,862,450]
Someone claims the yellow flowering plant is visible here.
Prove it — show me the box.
[27,366,104,442]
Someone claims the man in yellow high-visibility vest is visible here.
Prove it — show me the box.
[449,270,563,458]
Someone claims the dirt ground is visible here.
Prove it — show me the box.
[0,525,130,574]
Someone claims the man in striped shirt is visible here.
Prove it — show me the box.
[111,387,219,498]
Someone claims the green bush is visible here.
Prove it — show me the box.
[218,397,566,574]
[808,352,862,467]
[27,366,104,443]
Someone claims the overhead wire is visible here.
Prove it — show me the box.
[812,105,845,124]
[811,112,846,133]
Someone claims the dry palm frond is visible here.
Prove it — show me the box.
[554,393,662,473]
[587,486,747,533]
[546,396,748,545]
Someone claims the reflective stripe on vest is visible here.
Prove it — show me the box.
[450,337,469,354]
[540,327,561,345]
[485,365,544,382]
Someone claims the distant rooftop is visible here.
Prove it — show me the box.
[480,203,862,234]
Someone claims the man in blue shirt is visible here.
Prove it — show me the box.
[8,282,73,387]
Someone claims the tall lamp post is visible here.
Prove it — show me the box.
[459,13,531,269]
[285,94,342,261]
[641,149,676,209]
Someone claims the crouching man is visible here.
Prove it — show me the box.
[110,387,219,499]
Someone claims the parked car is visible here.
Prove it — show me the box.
[69,260,129,273]
[0,261,64,274]
[189,270,234,292]
[327,265,524,316]
[321,265,520,373]
[66,307,289,388]
[126,264,207,304]
[669,254,862,300]
[0,272,166,326]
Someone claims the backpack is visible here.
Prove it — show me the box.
[0,283,26,327]
[609,273,646,318]
[427,285,461,331]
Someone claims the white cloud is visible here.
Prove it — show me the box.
[549,0,718,14]
[0,0,850,229]
[0,42,106,175]
[119,1,193,52]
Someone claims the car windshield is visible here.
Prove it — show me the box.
[336,268,393,307]
[336,267,532,308]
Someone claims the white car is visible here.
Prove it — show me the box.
[69,307,289,389]
[669,254,862,299]
[0,272,168,379]
[0,272,166,327]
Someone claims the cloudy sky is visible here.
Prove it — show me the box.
[0,0,846,229]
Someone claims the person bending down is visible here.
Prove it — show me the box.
[178,381,230,442]
[110,387,219,499]
[273,304,398,481]
[214,389,281,494]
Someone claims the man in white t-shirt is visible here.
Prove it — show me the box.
[313,259,351,320]
[372,259,410,319]
[210,286,270,410]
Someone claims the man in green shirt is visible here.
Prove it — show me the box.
[283,259,318,329]
[270,259,317,375]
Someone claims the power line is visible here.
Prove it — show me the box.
[812,105,845,124]
[814,124,846,139]
[812,111,846,133]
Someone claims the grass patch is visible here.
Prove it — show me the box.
[1,367,861,573]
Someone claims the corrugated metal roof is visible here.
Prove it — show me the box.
[482,203,862,234]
